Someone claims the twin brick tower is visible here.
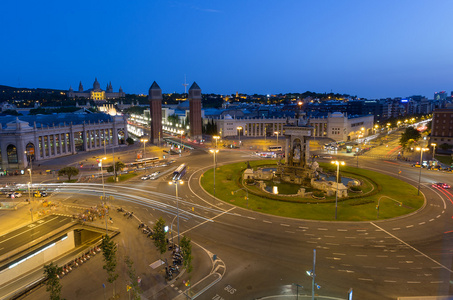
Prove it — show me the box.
[148,81,202,144]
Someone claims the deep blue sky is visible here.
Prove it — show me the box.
[1,0,452,99]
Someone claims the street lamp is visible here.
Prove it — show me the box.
[27,168,32,202]
[237,126,242,146]
[416,147,429,195]
[306,249,320,300]
[213,135,220,149]
[209,149,219,200]
[169,179,183,245]
[274,131,279,147]
[431,143,437,160]
[140,138,148,159]
[331,160,345,220]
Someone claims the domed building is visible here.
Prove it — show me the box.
[68,78,125,100]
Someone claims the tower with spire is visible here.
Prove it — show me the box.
[148,81,163,144]
[188,82,202,140]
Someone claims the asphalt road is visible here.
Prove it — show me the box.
[6,131,453,300]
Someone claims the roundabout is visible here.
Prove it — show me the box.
[200,159,424,221]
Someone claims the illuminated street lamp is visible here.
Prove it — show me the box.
[213,135,220,149]
[416,147,429,195]
[209,149,219,199]
[140,138,148,159]
[237,126,243,145]
[274,131,279,146]
[431,143,437,159]
[306,249,320,300]
[169,179,183,245]
[331,160,345,220]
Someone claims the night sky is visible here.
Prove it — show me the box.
[1,0,452,99]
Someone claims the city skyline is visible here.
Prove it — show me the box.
[1,0,452,99]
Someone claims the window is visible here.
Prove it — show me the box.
[7,144,18,164]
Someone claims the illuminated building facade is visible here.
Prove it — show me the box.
[0,113,128,171]
[68,78,125,100]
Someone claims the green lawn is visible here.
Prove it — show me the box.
[106,173,137,183]
[201,160,424,221]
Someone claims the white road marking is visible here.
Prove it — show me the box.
[263,220,272,223]
[384,280,396,283]
[356,255,368,257]
[247,216,255,220]
[324,235,335,238]
[429,219,434,222]
[326,243,339,246]
[337,229,347,232]
[358,278,373,281]
[317,228,327,231]
[280,223,290,227]
[392,228,400,230]
[333,253,346,256]
[407,281,421,284]
[406,225,414,228]
[419,222,425,225]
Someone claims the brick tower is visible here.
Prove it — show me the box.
[148,81,162,144]
[188,82,202,140]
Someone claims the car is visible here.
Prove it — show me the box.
[34,191,48,197]
[7,192,22,198]
[141,175,151,180]
[151,171,161,177]
[322,155,333,159]
[432,182,451,189]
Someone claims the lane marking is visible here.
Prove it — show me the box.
[280,223,290,227]
[263,220,272,224]
[371,222,453,273]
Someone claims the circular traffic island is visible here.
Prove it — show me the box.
[200,160,424,221]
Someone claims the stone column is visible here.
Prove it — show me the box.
[285,136,289,165]
[53,135,57,156]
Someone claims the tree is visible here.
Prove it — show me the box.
[107,161,125,178]
[58,166,79,181]
[124,256,142,300]
[180,236,193,274]
[43,262,64,300]
[100,234,119,297]
[126,137,134,145]
[153,217,167,255]
[399,127,421,148]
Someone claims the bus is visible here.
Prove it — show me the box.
[172,163,187,181]
[267,146,283,152]
[136,157,159,163]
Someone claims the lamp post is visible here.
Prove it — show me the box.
[416,147,429,195]
[237,126,242,146]
[27,168,32,202]
[274,131,279,147]
[331,160,345,220]
[292,283,303,300]
[306,249,319,300]
[209,149,219,200]
[169,179,183,245]
[140,138,148,159]
[431,143,437,160]
[213,135,220,149]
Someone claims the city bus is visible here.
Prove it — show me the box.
[267,146,283,152]
[172,163,187,181]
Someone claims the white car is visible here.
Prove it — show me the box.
[7,192,22,198]
[141,175,151,180]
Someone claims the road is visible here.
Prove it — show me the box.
[8,132,453,300]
